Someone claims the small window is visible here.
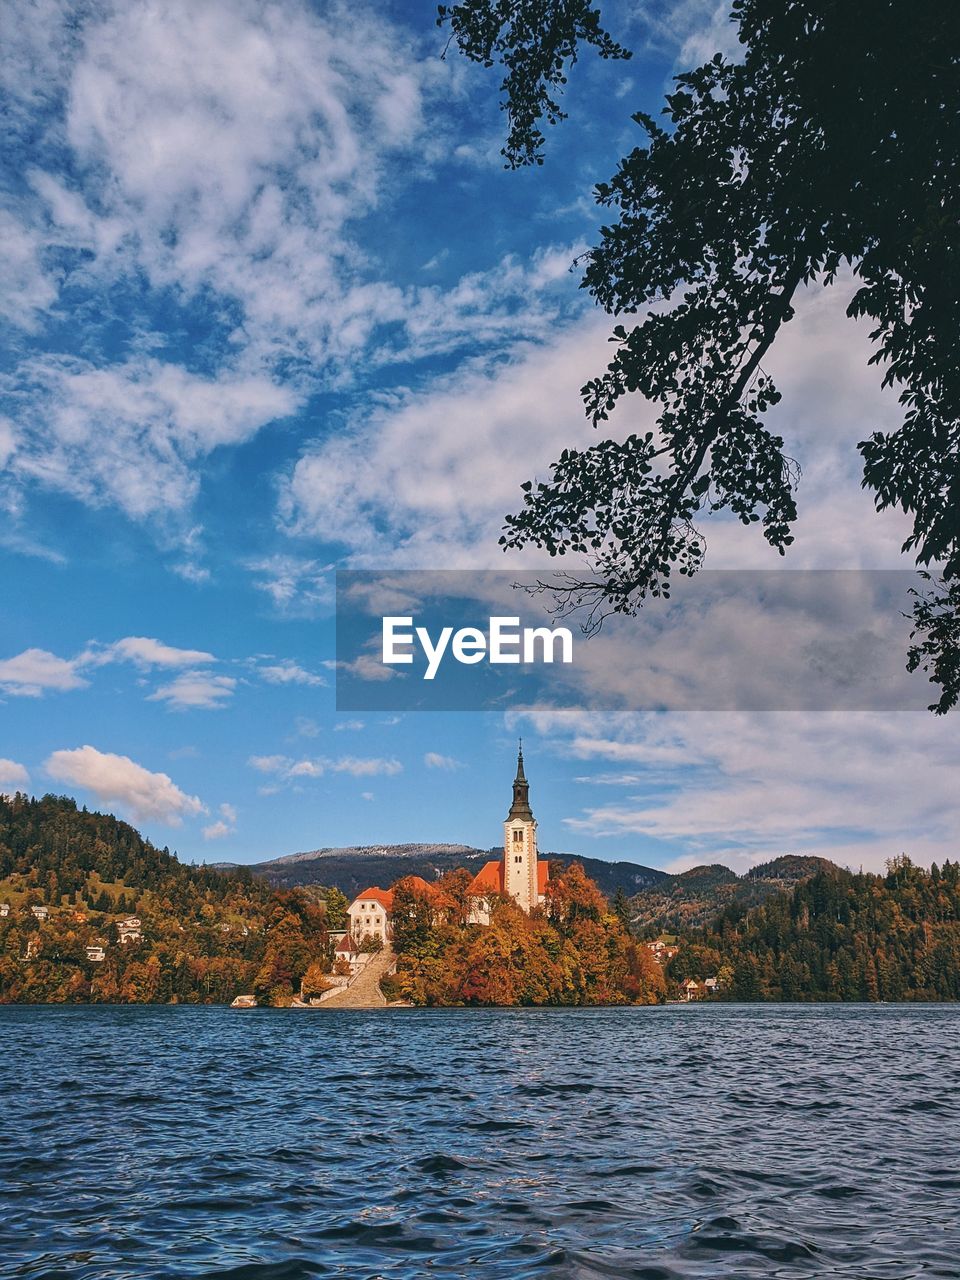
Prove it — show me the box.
[513,829,523,843]
[514,854,523,863]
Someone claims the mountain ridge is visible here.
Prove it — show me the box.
[211,845,839,919]
[211,843,671,901]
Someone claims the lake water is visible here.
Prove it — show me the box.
[1,1004,958,1279]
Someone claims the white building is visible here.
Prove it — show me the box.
[31,905,49,921]
[118,916,142,944]
[85,945,106,963]
[467,745,549,924]
[347,889,393,945]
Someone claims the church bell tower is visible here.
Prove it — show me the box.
[503,742,540,913]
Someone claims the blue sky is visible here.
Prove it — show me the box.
[3,0,958,875]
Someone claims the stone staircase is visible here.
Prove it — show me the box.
[318,948,395,1008]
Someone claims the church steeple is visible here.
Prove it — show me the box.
[507,740,534,821]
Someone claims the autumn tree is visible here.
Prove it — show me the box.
[322,886,350,930]
[437,867,475,926]
[391,877,440,957]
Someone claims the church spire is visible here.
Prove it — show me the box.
[507,740,534,821]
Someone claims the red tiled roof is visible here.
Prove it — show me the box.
[403,875,441,898]
[352,887,394,911]
[335,934,357,953]
[467,858,550,898]
[467,859,504,895]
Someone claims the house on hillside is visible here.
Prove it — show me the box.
[85,944,106,963]
[31,905,48,922]
[117,916,142,944]
[0,902,9,917]
[650,934,680,961]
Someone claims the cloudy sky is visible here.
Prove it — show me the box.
[2,0,956,874]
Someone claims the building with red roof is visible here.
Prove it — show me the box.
[345,747,549,938]
[347,886,394,945]
[467,744,548,924]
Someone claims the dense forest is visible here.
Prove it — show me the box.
[383,864,666,1007]
[629,855,836,932]
[668,857,960,1002]
[0,793,345,1006]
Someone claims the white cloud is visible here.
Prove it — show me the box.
[246,556,333,612]
[245,752,401,782]
[2,0,587,547]
[0,210,58,331]
[0,647,87,697]
[510,707,960,873]
[52,0,429,360]
[258,660,326,688]
[248,754,290,774]
[278,317,614,566]
[0,0,428,533]
[424,752,463,771]
[8,355,297,522]
[86,636,215,669]
[278,281,915,579]
[334,654,401,682]
[0,758,30,788]
[332,756,402,778]
[45,744,204,824]
[203,802,237,840]
[148,670,237,710]
[289,760,324,778]
[0,637,229,704]
[674,1,742,67]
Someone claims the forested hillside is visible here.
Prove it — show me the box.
[6,794,958,1006]
[631,855,835,932]
[669,857,960,1001]
[0,793,341,1005]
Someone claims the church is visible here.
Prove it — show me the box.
[465,743,549,924]
[346,745,548,942]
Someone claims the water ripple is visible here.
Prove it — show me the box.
[0,1003,958,1278]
